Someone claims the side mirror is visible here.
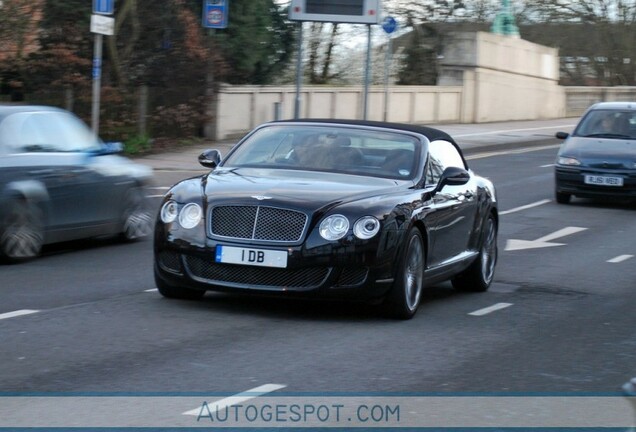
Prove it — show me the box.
[198,149,222,169]
[434,166,470,194]
[555,131,569,140]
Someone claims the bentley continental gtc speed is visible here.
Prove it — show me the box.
[154,120,498,319]
[555,102,636,204]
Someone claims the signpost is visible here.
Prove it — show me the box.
[202,0,228,29]
[288,0,382,120]
[91,0,115,135]
[382,16,397,122]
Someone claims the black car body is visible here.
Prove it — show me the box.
[0,105,154,261]
[154,120,498,319]
[555,102,636,203]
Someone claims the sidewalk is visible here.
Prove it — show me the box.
[133,118,578,171]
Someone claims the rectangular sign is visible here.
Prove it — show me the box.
[202,0,228,29]
[288,0,381,24]
[93,0,114,15]
[90,14,115,35]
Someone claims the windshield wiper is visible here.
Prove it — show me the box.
[581,133,632,139]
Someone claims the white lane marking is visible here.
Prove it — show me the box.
[147,194,165,198]
[454,124,575,138]
[0,309,40,320]
[148,186,171,190]
[540,164,555,168]
[500,199,551,216]
[183,384,287,416]
[506,226,588,251]
[607,255,634,263]
[466,144,560,160]
[469,303,513,316]
[144,288,158,292]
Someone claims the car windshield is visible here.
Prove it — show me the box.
[574,109,636,139]
[0,110,102,153]
[222,125,421,180]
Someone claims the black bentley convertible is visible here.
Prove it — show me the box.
[154,120,498,319]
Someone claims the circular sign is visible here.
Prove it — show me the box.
[382,16,397,34]
[208,9,223,25]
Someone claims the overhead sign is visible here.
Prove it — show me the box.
[202,0,229,29]
[90,14,115,36]
[93,0,114,15]
[288,0,381,24]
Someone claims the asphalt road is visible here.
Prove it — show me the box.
[1,128,635,426]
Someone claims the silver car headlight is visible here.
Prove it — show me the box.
[319,214,350,241]
[160,200,178,223]
[558,156,581,166]
[353,216,380,239]
[178,203,203,229]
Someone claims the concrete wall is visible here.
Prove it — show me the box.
[216,85,463,140]
[564,87,636,117]
[438,32,566,123]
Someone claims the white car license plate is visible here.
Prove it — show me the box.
[584,175,624,187]
[215,245,288,268]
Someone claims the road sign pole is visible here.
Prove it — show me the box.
[383,36,391,122]
[363,24,371,120]
[294,22,303,119]
[91,33,103,135]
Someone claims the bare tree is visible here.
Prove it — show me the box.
[522,0,636,85]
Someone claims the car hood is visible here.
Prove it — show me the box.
[562,136,636,167]
[201,167,411,209]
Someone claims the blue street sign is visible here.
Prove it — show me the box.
[382,16,397,34]
[202,0,228,29]
[93,0,114,15]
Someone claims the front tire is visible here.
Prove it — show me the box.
[384,228,425,320]
[0,199,44,262]
[555,190,571,204]
[452,214,497,292]
[120,186,153,241]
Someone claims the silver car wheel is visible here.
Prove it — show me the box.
[122,187,153,240]
[480,217,497,285]
[1,201,43,261]
[404,233,424,312]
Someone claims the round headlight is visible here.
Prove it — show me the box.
[319,214,350,241]
[160,200,178,223]
[178,203,202,229]
[353,216,380,239]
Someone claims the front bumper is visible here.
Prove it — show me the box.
[555,166,636,198]
[153,226,400,300]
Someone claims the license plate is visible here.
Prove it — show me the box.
[584,175,624,187]
[215,245,288,268]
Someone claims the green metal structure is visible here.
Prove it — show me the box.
[491,0,520,37]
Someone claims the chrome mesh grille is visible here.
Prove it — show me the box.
[210,205,307,242]
[185,256,330,289]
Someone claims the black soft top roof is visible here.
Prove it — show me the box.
[274,118,458,145]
